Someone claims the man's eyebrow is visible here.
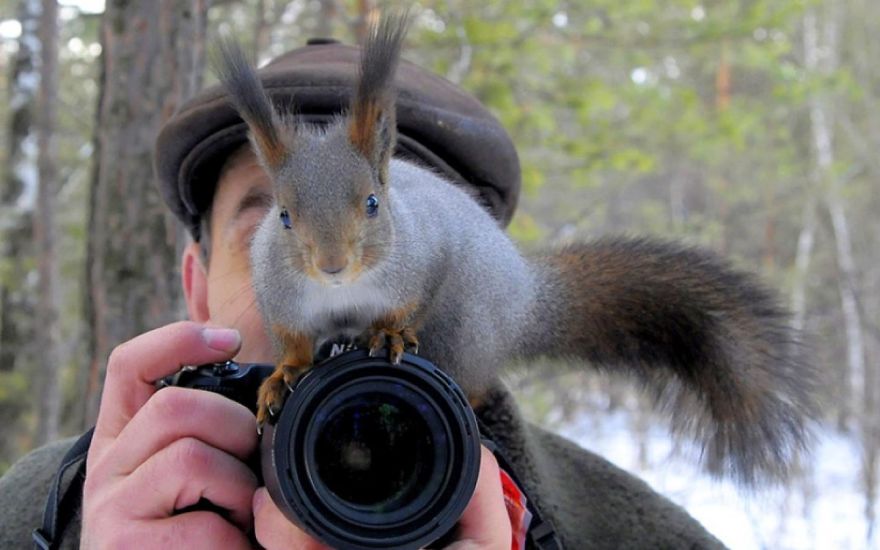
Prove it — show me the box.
[231,188,274,224]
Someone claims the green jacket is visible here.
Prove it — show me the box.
[0,385,724,549]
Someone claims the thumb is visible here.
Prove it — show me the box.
[252,488,330,550]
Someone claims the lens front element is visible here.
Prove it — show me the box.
[261,350,480,550]
[314,392,436,510]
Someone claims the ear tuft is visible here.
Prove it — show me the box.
[348,12,409,173]
[215,40,288,170]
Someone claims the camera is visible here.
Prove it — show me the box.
[158,344,481,550]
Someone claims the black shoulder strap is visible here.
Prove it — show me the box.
[32,427,95,550]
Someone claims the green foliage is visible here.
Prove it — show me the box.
[507,212,543,244]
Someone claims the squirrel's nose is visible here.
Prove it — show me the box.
[318,257,348,275]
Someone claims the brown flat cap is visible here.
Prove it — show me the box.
[154,39,521,240]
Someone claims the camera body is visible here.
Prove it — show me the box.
[158,360,275,413]
[158,346,481,550]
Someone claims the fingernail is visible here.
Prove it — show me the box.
[203,328,241,352]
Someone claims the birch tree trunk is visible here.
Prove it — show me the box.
[813,3,866,428]
[805,1,875,537]
[34,0,61,445]
[82,0,210,426]
[791,9,824,337]
[790,198,816,336]
[802,7,866,424]
[827,186,866,421]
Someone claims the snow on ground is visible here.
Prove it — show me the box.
[557,411,877,549]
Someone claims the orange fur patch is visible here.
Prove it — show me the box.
[371,301,421,331]
[348,101,383,160]
[251,127,286,170]
[271,325,313,367]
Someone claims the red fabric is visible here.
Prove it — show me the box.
[500,468,533,550]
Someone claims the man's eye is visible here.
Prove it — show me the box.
[280,208,292,229]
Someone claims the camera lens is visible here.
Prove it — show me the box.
[313,393,433,508]
[305,379,451,528]
[261,349,480,550]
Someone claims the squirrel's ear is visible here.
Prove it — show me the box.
[348,13,408,183]
[216,40,288,171]
[349,96,396,182]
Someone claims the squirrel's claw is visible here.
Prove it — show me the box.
[401,327,419,355]
[364,327,419,364]
[256,363,309,425]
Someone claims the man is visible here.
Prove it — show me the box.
[0,39,723,548]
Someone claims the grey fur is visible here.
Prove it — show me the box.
[251,157,537,396]
[234,14,816,485]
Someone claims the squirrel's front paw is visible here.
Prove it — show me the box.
[362,326,419,364]
[256,364,309,426]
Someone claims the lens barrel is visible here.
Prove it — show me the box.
[260,349,481,549]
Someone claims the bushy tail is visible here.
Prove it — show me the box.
[523,237,817,485]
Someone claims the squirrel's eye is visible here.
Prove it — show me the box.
[279,208,292,229]
[366,194,379,218]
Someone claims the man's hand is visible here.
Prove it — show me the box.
[81,322,258,549]
[252,445,512,549]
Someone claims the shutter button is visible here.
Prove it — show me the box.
[214,361,240,376]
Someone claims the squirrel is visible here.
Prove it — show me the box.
[216,14,817,485]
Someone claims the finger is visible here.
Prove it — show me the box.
[252,487,330,550]
[93,387,257,479]
[453,446,511,548]
[104,512,252,550]
[93,321,241,443]
[116,437,258,531]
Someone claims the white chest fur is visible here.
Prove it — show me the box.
[296,273,397,338]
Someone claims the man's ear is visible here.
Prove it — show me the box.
[182,241,210,323]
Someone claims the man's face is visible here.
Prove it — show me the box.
[189,147,275,362]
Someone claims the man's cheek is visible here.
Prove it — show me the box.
[235,318,274,363]
[204,279,270,362]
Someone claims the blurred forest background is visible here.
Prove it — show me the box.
[0,0,877,547]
